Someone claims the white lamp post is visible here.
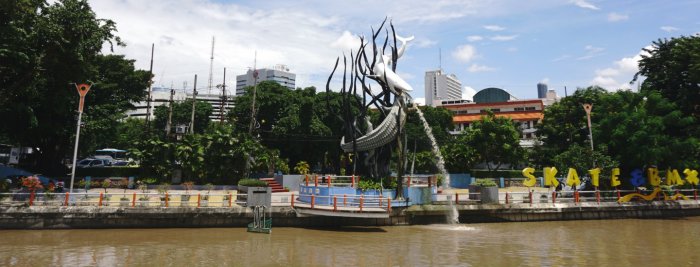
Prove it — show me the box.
[69,83,91,195]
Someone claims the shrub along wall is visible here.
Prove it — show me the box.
[470,169,543,179]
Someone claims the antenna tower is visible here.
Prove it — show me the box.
[207,36,215,95]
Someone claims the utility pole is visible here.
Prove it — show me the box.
[245,53,259,178]
[166,85,175,136]
[248,52,258,135]
[190,75,198,134]
[220,67,226,123]
[145,43,154,130]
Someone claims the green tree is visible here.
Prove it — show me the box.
[79,55,150,153]
[464,111,525,172]
[594,90,699,170]
[153,99,213,135]
[537,87,608,154]
[0,0,146,175]
[405,106,454,153]
[441,133,477,173]
[635,35,700,119]
[537,87,699,173]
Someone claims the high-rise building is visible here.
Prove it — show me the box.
[537,82,548,99]
[425,69,462,107]
[235,64,296,96]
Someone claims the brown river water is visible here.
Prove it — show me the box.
[1,218,699,266]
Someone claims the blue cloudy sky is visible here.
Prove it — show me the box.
[91,0,700,104]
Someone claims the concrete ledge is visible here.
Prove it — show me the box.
[2,200,700,229]
[405,200,700,224]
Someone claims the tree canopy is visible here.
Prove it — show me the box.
[635,35,700,120]
[0,0,149,175]
[463,111,525,172]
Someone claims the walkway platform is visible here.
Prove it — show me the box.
[293,202,390,218]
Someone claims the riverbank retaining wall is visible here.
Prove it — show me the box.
[2,200,700,229]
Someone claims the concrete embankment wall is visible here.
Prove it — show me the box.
[2,201,700,229]
[407,200,700,224]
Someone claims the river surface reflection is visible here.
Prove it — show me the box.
[1,218,699,266]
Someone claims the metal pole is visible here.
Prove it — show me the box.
[69,83,91,195]
[69,109,83,195]
[583,104,594,167]
[145,43,154,130]
[190,75,198,134]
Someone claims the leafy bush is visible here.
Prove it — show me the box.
[358,180,382,191]
[238,179,268,187]
[473,178,498,187]
[182,181,194,194]
[471,169,544,178]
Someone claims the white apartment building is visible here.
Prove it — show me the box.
[235,64,296,96]
[425,69,462,107]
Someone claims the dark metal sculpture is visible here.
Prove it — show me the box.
[326,19,414,199]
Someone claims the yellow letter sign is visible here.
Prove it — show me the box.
[522,167,537,187]
[611,168,621,187]
[666,169,684,186]
[647,168,661,186]
[684,169,699,186]
[589,168,600,187]
[566,168,581,187]
[544,167,559,187]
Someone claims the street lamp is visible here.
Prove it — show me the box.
[582,103,594,167]
[69,83,92,195]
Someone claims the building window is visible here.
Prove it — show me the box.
[514,107,525,111]
[525,107,536,111]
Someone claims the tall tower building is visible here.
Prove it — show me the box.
[235,64,296,96]
[537,82,548,99]
[425,69,462,107]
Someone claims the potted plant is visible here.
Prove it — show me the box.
[222,186,231,202]
[137,181,149,207]
[101,179,112,206]
[21,176,43,205]
[471,178,499,204]
[77,179,89,200]
[200,183,214,207]
[158,183,171,206]
[119,180,130,206]
[44,182,57,206]
[181,181,194,207]
[0,179,9,202]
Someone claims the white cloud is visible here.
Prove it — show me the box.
[506,47,518,52]
[607,12,629,22]
[490,35,518,41]
[90,0,354,91]
[468,63,496,72]
[552,55,571,62]
[540,78,550,84]
[467,35,484,42]
[453,45,477,62]
[331,31,362,52]
[577,45,605,60]
[462,86,477,101]
[660,26,679,32]
[413,97,426,106]
[571,0,600,10]
[483,25,506,31]
[414,38,438,48]
[590,46,652,90]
